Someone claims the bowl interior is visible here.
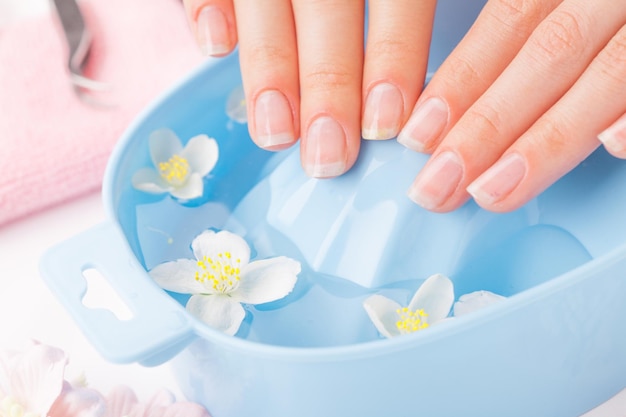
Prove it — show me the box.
[104,42,626,350]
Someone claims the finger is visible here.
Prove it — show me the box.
[408,0,626,212]
[183,0,238,56]
[599,113,626,159]
[397,0,561,153]
[361,0,437,140]
[292,0,365,178]
[468,24,626,211]
[233,0,300,150]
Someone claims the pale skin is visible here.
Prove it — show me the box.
[183,0,626,213]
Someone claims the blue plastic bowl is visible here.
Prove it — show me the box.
[40,2,626,416]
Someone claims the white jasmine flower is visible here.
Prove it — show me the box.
[132,128,218,200]
[453,290,507,317]
[363,273,454,338]
[150,230,300,336]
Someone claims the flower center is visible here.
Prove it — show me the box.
[0,396,38,417]
[195,252,242,294]
[158,154,190,186]
[395,307,429,334]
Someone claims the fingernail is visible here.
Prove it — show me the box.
[362,83,404,140]
[598,116,626,154]
[407,151,463,210]
[467,153,526,205]
[397,97,448,152]
[304,116,347,178]
[254,90,296,148]
[196,6,230,56]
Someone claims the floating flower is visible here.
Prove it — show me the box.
[150,230,301,336]
[0,342,67,417]
[363,273,454,338]
[225,85,247,124]
[132,128,218,200]
[453,290,507,317]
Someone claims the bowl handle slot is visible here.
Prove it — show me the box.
[39,222,195,366]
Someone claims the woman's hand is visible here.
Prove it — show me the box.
[183,0,626,214]
[399,0,626,212]
[182,0,436,177]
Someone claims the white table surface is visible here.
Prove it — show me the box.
[1,0,625,415]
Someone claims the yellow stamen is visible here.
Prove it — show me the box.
[195,253,242,293]
[1,396,37,417]
[158,154,190,186]
[395,307,429,334]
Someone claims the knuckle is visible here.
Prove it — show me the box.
[245,42,293,71]
[367,36,421,64]
[302,61,354,92]
[596,27,626,83]
[529,9,588,64]
[490,0,543,33]
[531,114,573,156]
[443,53,483,86]
[464,99,506,144]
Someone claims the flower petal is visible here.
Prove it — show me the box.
[453,290,507,317]
[149,259,206,294]
[363,294,403,338]
[169,173,204,200]
[9,343,67,414]
[102,386,138,417]
[407,273,454,324]
[180,135,219,177]
[186,294,246,336]
[131,168,170,194]
[49,384,106,417]
[149,402,211,417]
[144,389,175,409]
[191,230,250,267]
[232,257,299,305]
[149,128,183,166]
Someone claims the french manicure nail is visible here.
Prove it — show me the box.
[467,153,526,205]
[254,90,296,148]
[196,6,230,56]
[362,83,404,140]
[304,116,347,178]
[407,151,463,210]
[397,97,448,152]
[598,116,626,154]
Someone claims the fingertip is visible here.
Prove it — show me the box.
[406,151,466,212]
[301,116,350,178]
[397,96,449,154]
[361,82,404,140]
[250,89,298,150]
[188,1,237,57]
[466,153,527,206]
[598,118,626,159]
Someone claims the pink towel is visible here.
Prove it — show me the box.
[0,0,204,226]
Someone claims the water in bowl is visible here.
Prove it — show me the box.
[130,141,593,347]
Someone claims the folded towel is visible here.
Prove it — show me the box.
[0,0,204,226]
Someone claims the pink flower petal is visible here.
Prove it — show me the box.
[49,383,106,417]
[8,343,67,415]
[103,385,138,417]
